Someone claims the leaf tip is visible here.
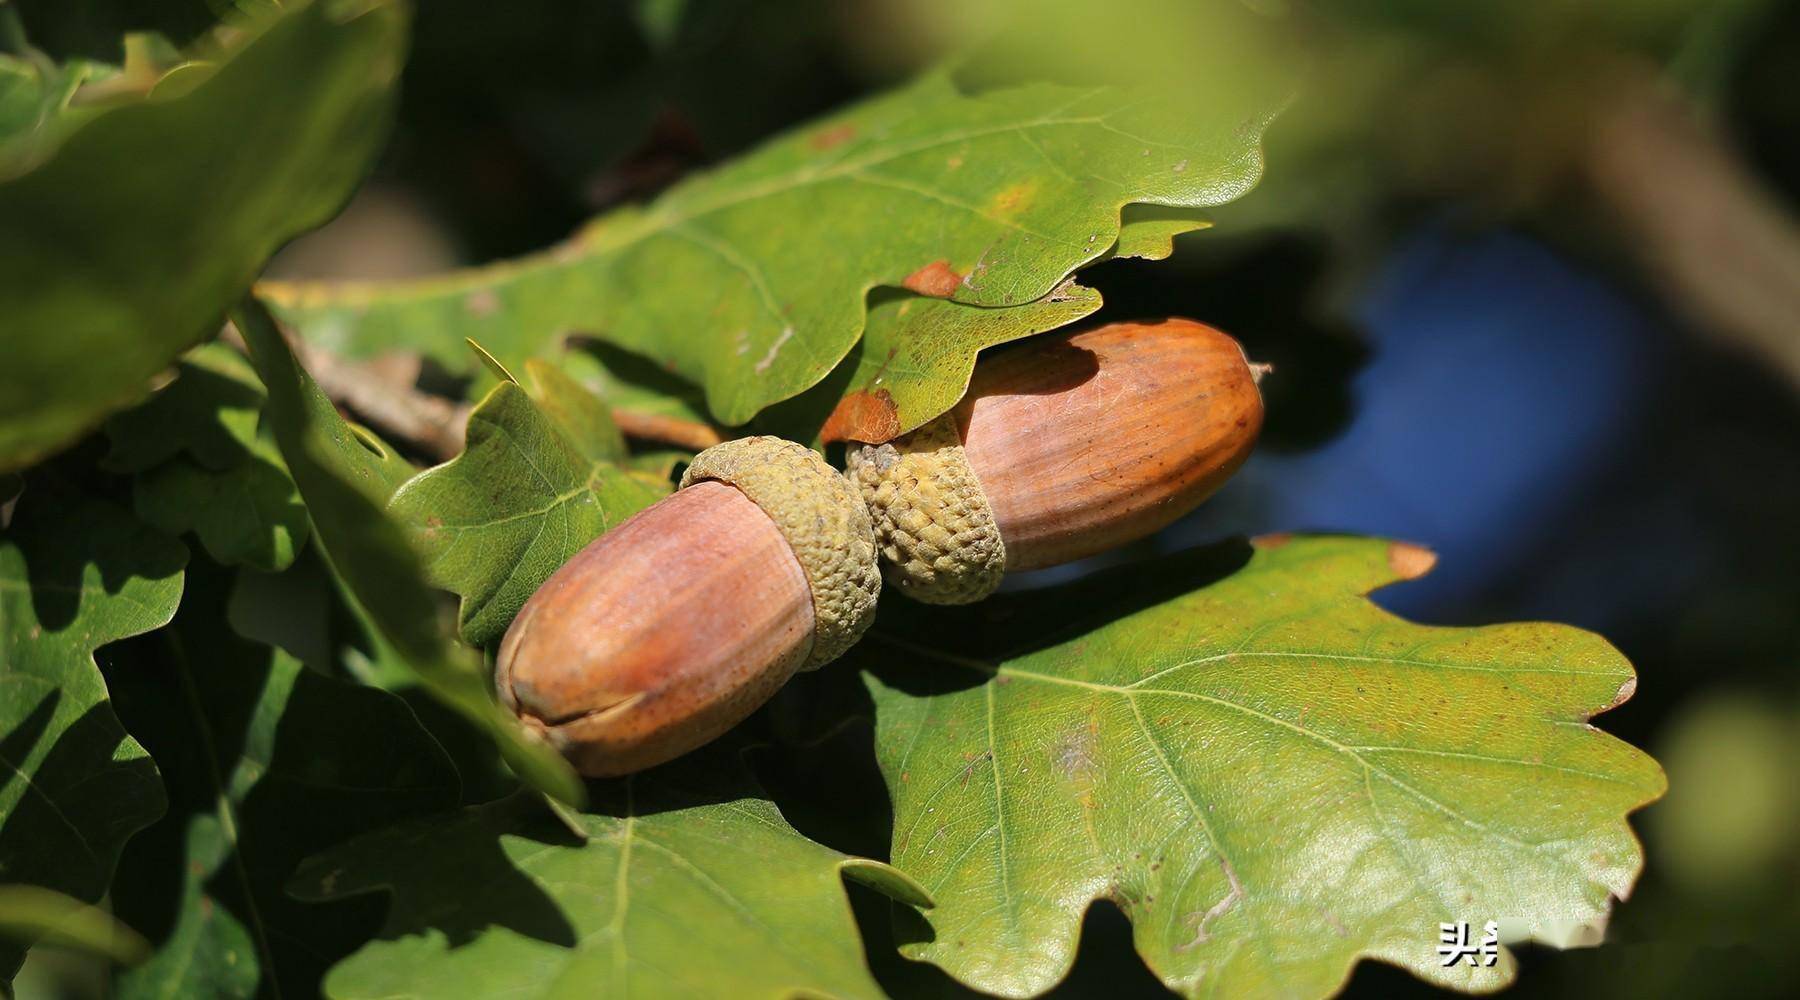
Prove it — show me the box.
[1386,540,1437,580]
[466,338,518,383]
[902,259,965,298]
[820,388,901,444]
[1604,675,1638,713]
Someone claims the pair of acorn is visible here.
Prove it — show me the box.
[498,318,1264,776]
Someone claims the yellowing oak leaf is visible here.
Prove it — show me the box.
[857,536,1664,998]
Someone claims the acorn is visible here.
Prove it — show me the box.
[496,437,879,777]
[496,319,1261,776]
[845,318,1263,604]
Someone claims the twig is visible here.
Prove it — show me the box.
[1583,62,1800,387]
[223,323,723,461]
[610,409,724,451]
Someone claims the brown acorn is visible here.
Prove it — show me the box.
[497,437,879,777]
[498,318,1262,776]
[846,318,1263,603]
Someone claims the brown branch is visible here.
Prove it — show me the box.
[1583,63,1800,387]
[224,323,723,461]
[310,346,470,460]
[609,409,725,451]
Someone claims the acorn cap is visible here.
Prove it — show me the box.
[680,435,881,668]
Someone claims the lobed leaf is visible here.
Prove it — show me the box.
[857,535,1666,998]
[102,562,460,1000]
[558,339,714,431]
[0,0,409,471]
[776,280,1102,445]
[293,748,930,999]
[391,377,666,649]
[102,343,310,573]
[132,437,308,575]
[0,478,185,980]
[101,344,267,475]
[524,359,630,464]
[234,299,584,807]
[263,73,1272,428]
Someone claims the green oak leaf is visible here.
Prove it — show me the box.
[101,343,309,573]
[0,0,408,471]
[629,448,690,478]
[0,50,105,156]
[523,359,630,464]
[856,536,1665,998]
[391,379,668,650]
[559,338,714,429]
[102,560,459,1000]
[770,279,1101,444]
[132,435,308,574]
[768,204,1197,444]
[262,72,1272,426]
[101,343,266,475]
[234,299,584,806]
[292,748,931,1000]
[1104,203,1212,263]
[0,478,186,980]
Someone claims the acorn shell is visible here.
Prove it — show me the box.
[496,482,814,777]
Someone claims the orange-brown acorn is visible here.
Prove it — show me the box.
[498,318,1261,776]
[497,437,879,776]
[845,318,1263,603]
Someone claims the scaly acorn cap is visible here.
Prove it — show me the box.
[846,416,1007,604]
[680,435,881,668]
[846,318,1264,604]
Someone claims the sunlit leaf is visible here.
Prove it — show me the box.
[793,280,1100,444]
[857,536,1665,998]
[234,299,583,807]
[263,73,1272,426]
[0,0,409,471]
[391,380,667,649]
[294,748,930,999]
[101,344,266,475]
[0,478,185,979]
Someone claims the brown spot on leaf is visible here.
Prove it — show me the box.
[464,288,500,318]
[1251,532,1293,550]
[902,259,963,298]
[821,388,901,444]
[1387,541,1438,579]
[988,181,1036,214]
[810,123,857,150]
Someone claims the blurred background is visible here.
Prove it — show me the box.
[12,0,1798,997]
